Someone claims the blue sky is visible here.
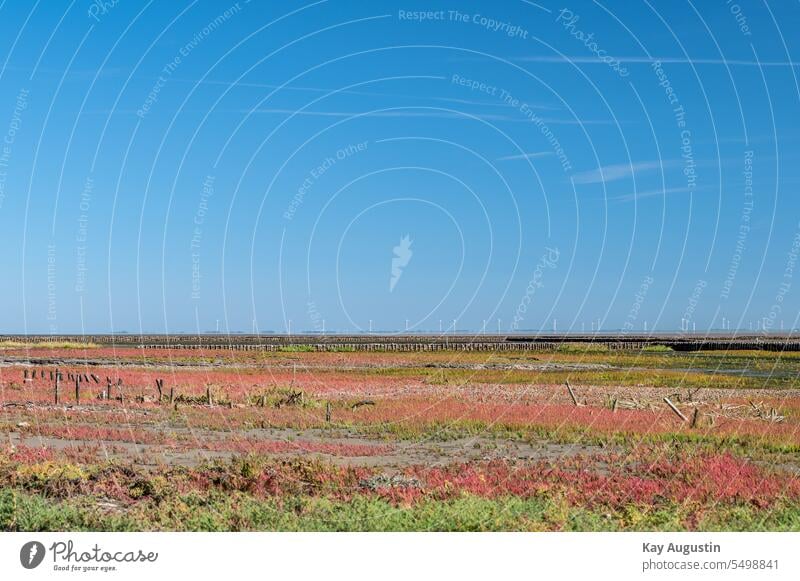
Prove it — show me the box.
[1,0,799,334]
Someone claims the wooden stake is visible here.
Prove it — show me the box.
[207,386,213,406]
[54,370,60,405]
[169,387,174,404]
[325,402,332,422]
[690,407,700,428]
[566,380,579,406]
[664,397,688,422]
[75,377,80,405]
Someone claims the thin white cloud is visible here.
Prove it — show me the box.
[172,78,559,110]
[249,108,517,120]
[85,107,614,125]
[612,186,700,202]
[572,160,675,185]
[497,152,553,161]
[244,108,613,125]
[516,56,800,67]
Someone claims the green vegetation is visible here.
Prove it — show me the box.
[640,345,674,352]
[277,345,316,352]
[554,342,610,353]
[2,479,797,532]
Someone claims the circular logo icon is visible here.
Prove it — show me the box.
[20,541,46,569]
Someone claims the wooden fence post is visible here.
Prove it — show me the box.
[566,380,579,406]
[54,370,60,404]
[75,377,80,405]
[664,397,688,422]
[325,402,332,422]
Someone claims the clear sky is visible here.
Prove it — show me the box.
[1,0,799,334]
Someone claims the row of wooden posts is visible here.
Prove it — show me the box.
[24,368,123,404]
[24,368,206,407]
[23,368,101,384]
[24,368,702,427]
[24,368,698,427]
[22,369,336,421]
[23,367,210,406]
[111,340,800,352]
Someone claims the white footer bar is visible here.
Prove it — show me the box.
[1,532,797,580]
